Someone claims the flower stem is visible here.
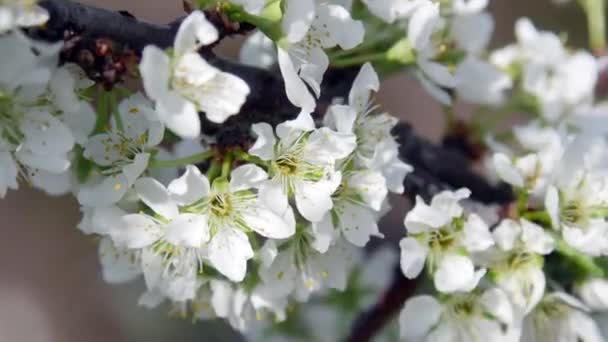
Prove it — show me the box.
[234,149,269,168]
[522,210,552,226]
[579,0,606,53]
[149,150,214,168]
[93,88,110,133]
[109,90,124,132]
[331,52,388,68]
[221,152,234,178]
[555,236,605,277]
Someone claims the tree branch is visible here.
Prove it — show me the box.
[394,123,513,204]
[345,265,418,342]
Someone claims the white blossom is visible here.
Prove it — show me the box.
[0,0,49,33]
[576,278,608,312]
[361,0,429,23]
[545,136,608,256]
[250,111,356,222]
[140,11,250,138]
[486,218,555,314]
[399,289,519,342]
[521,292,604,342]
[311,169,388,251]
[278,0,364,112]
[0,32,74,198]
[400,188,493,293]
[77,93,164,207]
[323,63,412,193]
[257,237,356,302]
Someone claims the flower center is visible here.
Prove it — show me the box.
[275,155,299,175]
[210,193,232,218]
[429,228,456,251]
[0,90,24,146]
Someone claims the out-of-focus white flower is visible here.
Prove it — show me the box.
[487,218,554,314]
[361,0,429,23]
[408,1,458,105]
[239,31,277,69]
[140,11,250,138]
[576,278,608,312]
[400,188,494,293]
[257,237,356,302]
[455,57,512,106]
[0,32,74,198]
[250,111,356,222]
[98,237,142,284]
[545,136,608,256]
[0,0,49,33]
[278,0,364,112]
[491,18,598,122]
[399,288,519,342]
[324,63,412,193]
[521,292,604,342]
[490,122,565,196]
[77,93,164,207]
[311,169,387,251]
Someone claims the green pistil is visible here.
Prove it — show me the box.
[274,155,298,175]
[209,193,233,218]
[561,200,585,225]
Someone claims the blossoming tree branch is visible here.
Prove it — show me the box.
[2,0,608,340]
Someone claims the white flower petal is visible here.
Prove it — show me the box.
[349,62,380,109]
[399,295,442,340]
[135,177,179,219]
[77,174,129,207]
[311,214,335,253]
[277,48,317,112]
[282,0,315,43]
[404,195,452,233]
[318,4,365,50]
[493,153,524,187]
[461,213,495,252]
[545,185,560,229]
[249,122,276,161]
[493,219,521,251]
[156,92,200,139]
[168,165,210,205]
[434,254,476,293]
[229,164,268,192]
[399,237,428,279]
[98,238,141,284]
[327,104,357,134]
[241,202,296,239]
[408,2,440,52]
[340,202,382,247]
[115,214,162,249]
[140,46,171,101]
[164,213,210,247]
[208,228,254,282]
[295,179,335,222]
[174,11,218,55]
[521,219,555,255]
[197,71,250,123]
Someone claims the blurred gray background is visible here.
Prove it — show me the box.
[0,1,591,341]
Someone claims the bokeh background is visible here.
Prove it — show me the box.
[0,1,594,341]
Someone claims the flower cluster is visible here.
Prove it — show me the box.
[396,13,608,342]
[5,0,608,340]
[0,5,410,333]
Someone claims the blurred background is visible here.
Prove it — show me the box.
[0,1,594,341]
